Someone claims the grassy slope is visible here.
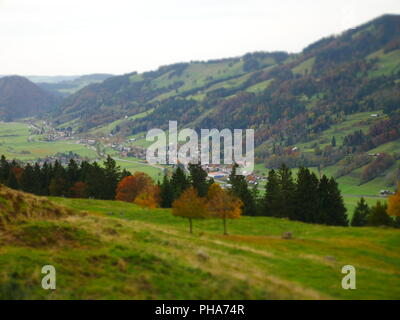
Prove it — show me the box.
[0,122,162,179]
[1,195,399,300]
[0,122,98,161]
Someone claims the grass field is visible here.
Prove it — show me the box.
[0,122,98,161]
[0,122,161,178]
[1,193,399,300]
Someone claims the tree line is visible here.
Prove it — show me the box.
[0,155,130,200]
[2,154,399,230]
[351,193,400,228]
[154,163,349,226]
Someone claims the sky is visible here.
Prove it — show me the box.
[1,0,400,76]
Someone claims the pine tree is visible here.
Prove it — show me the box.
[85,162,106,199]
[293,167,320,222]
[331,136,336,147]
[188,163,209,197]
[351,197,370,227]
[263,169,281,217]
[276,163,295,218]
[6,169,19,190]
[67,159,80,187]
[229,164,256,216]
[0,155,10,183]
[319,177,348,226]
[159,174,174,208]
[103,155,121,200]
[367,201,393,227]
[170,166,190,201]
[19,163,35,193]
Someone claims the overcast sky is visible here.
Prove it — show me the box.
[1,0,399,76]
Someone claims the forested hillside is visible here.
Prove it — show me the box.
[48,15,400,192]
[53,15,399,137]
[0,76,58,121]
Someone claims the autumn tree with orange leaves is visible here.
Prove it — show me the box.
[172,187,207,233]
[206,184,243,235]
[388,184,400,218]
[134,185,160,209]
[115,172,154,203]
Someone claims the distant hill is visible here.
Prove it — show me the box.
[48,15,400,191]
[36,73,114,96]
[0,76,58,121]
[53,15,399,135]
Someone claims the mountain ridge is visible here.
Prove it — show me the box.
[0,76,58,121]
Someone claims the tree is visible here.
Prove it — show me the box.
[293,167,319,222]
[67,159,80,187]
[134,185,160,209]
[103,156,122,200]
[276,163,295,218]
[0,155,10,183]
[172,187,207,233]
[229,164,256,216]
[319,176,348,226]
[19,163,35,193]
[206,184,243,235]
[49,177,67,196]
[69,181,88,198]
[170,166,190,201]
[367,201,392,227]
[188,163,209,197]
[115,172,154,202]
[331,136,336,147]
[351,197,370,227]
[85,162,106,199]
[6,169,19,190]
[263,169,281,217]
[159,174,174,208]
[388,184,400,218]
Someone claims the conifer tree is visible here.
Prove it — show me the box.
[367,201,393,227]
[103,155,121,200]
[293,167,320,222]
[188,163,209,197]
[263,169,281,217]
[0,155,10,183]
[6,169,19,190]
[19,163,35,193]
[351,197,370,227]
[319,177,348,226]
[170,166,190,201]
[276,163,295,218]
[160,174,174,208]
[229,164,256,216]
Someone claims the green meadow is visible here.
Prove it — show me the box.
[0,194,398,300]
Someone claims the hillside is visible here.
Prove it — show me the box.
[52,15,400,135]
[0,188,399,299]
[49,14,400,195]
[0,76,58,121]
[36,74,114,97]
[0,184,77,229]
